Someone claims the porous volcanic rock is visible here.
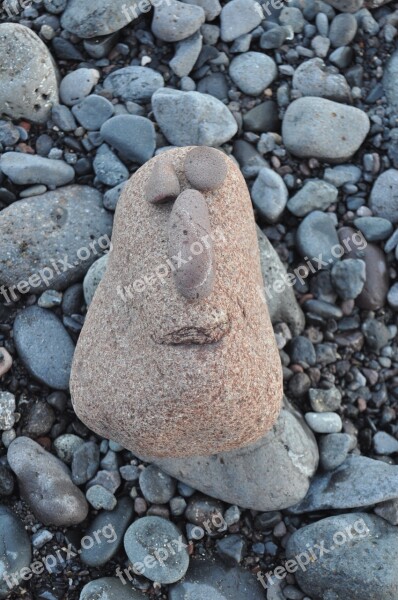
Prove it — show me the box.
[71,147,283,458]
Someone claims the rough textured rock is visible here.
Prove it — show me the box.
[71,147,282,459]
[257,227,305,336]
[152,89,238,147]
[0,185,112,293]
[103,66,164,103]
[282,98,370,162]
[7,437,88,526]
[0,23,58,124]
[286,513,398,600]
[169,557,265,599]
[289,455,398,514]
[184,146,228,191]
[146,399,318,511]
[61,0,140,38]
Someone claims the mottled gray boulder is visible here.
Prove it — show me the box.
[286,513,398,600]
[289,455,398,514]
[170,558,265,599]
[0,185,112,293]
[146,399,318,511]
[103,66,164,103]
[1,153,74,188]
[282,98,370,162]
[0,23,58,124]
[8,437,88,526]
[14,306,75,390]
[152,88,238,146]
[61,0,140,38]
[293,58,351,102]
[257,227,305,336]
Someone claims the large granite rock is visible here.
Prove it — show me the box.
[0,185,112,294]
[147,398,318,511]
[71,147,283,459]
[0,23,58,124]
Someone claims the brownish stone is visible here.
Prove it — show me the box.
[70,147,283,458]
[146,158,180,204]
[184,147,228,191]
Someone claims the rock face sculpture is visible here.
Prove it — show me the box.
[70,147,283,458]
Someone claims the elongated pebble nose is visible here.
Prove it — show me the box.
[184,146,228,191]
[168,189,215,300]
[146,159,180,204]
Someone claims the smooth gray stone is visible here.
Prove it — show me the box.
[373,431,398,455]
[183,0,221,20]
[354,217,393,241]
[81,497,134,567]
[0,506,32,598]
[170,31,203,77]
[8,437,88,526]
[220,0,263,42]
[124,516,189,584]
[169,557,265,599]
[329,13,358,47]
[101,115,156,164]
[103,66,164,103]
[93,143,129,186]
[305,411,342,433]
[282,98,370,162]
[0,185,112,293]
[257,227,305,336]
[287,179,338,217]
[384,51,398,111]
[72,95,114,131]
[104,182,126,211]
[319,433,354,471]
[139,465,176,504]
[152,88,237,146]
[145,399,318,512]
[52,104,77,132]
[369,169,398,224]
[80,577,146,600]
[0,23,58,124]
[296,211,340,265]
[61,0,140,38]
[230,52,277,96]
[251,167,288,223]
[286,513,398,600]
[14,306,75,390]
[289,455,398,514]
[59,68,99,106]
[0,153,74,187]
[152,0,205,42]
[331,258,366,300]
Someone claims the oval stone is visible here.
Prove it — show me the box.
[169,189,215,300]
[184,147,228,191]
[146,159,180,204]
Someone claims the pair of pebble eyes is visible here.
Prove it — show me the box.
[145,147,228,207]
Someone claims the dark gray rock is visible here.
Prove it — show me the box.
[296,211,340,265]
[152,88,238,146]
[309,388,342,412]
[289,336,316,366]
[216,535,246,566]
[100,115,156,164]
[61,0,140,38]
[52,104,77,132]
[197,72,229,101]
[243,101,279,133]
[286,513,398,600]
[331,258,366,299]
[104,182,126,211]
[145,399,318,511]
[8,437,88,526]
[169,557,265,599]
[0,506,32,598]
[71,95,114,131]
[83,254,109,306]
[329,13,358,47]
[14,306,75,390]
[0,185,112,294]
[72,441,100,485]
[362,318,390,351]
[103,66,164,103]
[139,465,177,504]
[170,31,203,77]
[289,455,398,514]
[319,433,355,471]
[124,516,189,584]
[354,217,393,242]
[0,153,74,187]
[81,497,134,567]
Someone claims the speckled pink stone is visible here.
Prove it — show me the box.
[70,147,283,458]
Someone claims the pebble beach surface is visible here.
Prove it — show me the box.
[1,0,398,599]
